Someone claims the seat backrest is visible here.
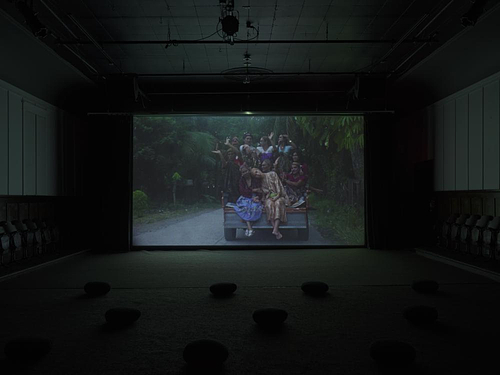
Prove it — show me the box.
[487,217,500,231]
[465,215,481,227]
[23,219,38,231]
[476,215,493,228]
[33,218,47,229]
[446,213,460,223]
[455,214,470,225]
[11,220,28,232]
[2,221,17,234]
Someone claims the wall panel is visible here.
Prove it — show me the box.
[47,113,57,195]
[36,115,48,195]
[468,88,483,190]
[443,101,456,190]
[455,95,469,190]
[483,80,500,189]
[1,79,62,198]
[0,87,7,195]
[8,92,23,195]
[434,104,444,191]
[23,109,36,195]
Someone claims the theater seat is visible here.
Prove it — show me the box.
[459,215,481,254]
[469,215,493,256]
[482,217,500,259]
[450,214,470,251]
[0,226,10,266]
[11,220,33,259]
[440,213,459,248]
[23,219,43,256]
[33,219,53,253]
[0,221,23,263]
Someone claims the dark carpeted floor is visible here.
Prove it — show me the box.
[0,248,499,374]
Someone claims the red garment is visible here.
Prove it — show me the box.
[285,173,307,184]
[234,156,244,166]
[239,176,261,198]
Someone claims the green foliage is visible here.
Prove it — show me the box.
[308,194,365,245]
[292,116,364,202]
[133,190,149,217]
[172,172,182,181]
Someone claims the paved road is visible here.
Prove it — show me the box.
[133,208,337,246]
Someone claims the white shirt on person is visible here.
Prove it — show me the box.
[256,145,274,154]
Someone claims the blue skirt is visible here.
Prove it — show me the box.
[234,196,263,222]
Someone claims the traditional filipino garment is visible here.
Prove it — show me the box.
[233,177,263,222]
[260,171,290,223]
[257,145,275,163]
[284,173,307,203]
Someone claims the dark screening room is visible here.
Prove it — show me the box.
[1,0,500,374]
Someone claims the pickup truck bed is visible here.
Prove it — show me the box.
[223,206,309,241]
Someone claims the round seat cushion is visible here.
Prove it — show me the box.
[253,308,288,329]
[301,281,329,296]
[210,282,237,297]
[183,339,229,367]
[105,308,141,326]
[84,282,111,297]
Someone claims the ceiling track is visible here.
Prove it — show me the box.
[147,90,347,95]
[133,72,387,77]
[56,38,435,45]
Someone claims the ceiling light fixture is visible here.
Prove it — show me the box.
[222,52,273,84]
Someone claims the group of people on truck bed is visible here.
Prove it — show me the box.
[212,132,308,240]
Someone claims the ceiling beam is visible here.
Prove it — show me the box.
[56,38,436,45]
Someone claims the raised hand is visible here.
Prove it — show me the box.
[269,132,274,139]
[225,137,230,145]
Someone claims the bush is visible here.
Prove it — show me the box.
[133,190,149,217]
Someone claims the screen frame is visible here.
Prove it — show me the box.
[131,112,368,250]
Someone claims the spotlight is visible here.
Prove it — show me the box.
[16,1,48,38]
[221,14,239,36]
[461,0,487,27]
[219,0,239,43]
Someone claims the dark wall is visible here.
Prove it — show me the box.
[389,3,500,112]
[86,115,132,252]
[0,9,96,110]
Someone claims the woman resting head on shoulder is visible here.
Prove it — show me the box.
[250,167,289,240]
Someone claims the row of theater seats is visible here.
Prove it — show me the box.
[0,219,60,266]
[439,213,500,258]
